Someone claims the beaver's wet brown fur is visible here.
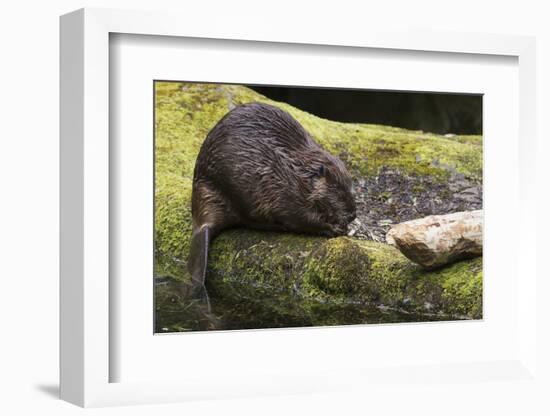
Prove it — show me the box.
[188,102,356,300]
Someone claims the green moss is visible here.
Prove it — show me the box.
[207,230,322,299]
[412,184,426,194]
[402,257,483,318]
[302,238,372,300]
[355,240,419,303]
[439,259,483,317]
[154,174,193,280]
[204,231,482,318]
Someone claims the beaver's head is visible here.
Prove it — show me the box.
[307,154,356,237]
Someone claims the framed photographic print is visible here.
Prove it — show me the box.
[60,7,539,408]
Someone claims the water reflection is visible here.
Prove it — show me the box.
[154,278,451,333]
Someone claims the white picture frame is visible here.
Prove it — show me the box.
[60,7,538,408]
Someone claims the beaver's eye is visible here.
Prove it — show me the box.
[310,164,326,178]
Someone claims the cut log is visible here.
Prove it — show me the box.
[386,210,483,269]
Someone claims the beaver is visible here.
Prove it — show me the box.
[188,102,356,300]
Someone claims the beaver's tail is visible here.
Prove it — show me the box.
[187,225,212,309]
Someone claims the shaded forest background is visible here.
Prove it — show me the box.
[249,86,482,135]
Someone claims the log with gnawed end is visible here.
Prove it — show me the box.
[386,210,483,269]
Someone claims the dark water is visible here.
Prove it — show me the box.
[154,279,452,333]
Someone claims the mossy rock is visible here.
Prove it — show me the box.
[154,81,483,326]
[204,232,482,319]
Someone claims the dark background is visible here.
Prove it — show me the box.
[248,86,482,135]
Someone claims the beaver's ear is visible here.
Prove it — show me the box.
[316,164,326,177]
[307,164,327,182]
